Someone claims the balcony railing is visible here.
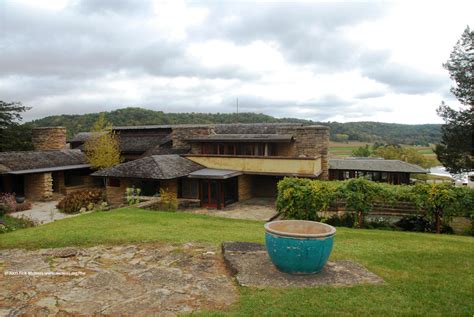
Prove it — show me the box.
[184,154,322,177]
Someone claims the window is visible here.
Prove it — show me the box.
[140,180,160,196]
[180,178,199,199]
[108,178,121,187]
[64,169,89,187]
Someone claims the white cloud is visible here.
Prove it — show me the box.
[1,0,472,124]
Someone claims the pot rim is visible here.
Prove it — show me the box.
[265,220,336,238]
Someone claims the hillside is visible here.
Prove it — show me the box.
[29,107,441,145]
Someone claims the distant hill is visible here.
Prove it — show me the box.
[29,107,441,145]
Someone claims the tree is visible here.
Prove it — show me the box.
[342,178,383,228]
[0,101,33,152]
[334,133,349,143]
[0,123,34,152]
[0,101,30,129]
[373,145,435,168]
[84,114,122,170]
[351,144,371,157]
[411,183,474,234]
[435,26,474,174]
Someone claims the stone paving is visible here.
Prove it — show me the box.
[189,197,278,221]
[222,242,384,288]
[0,243,237,316]
[9,200,73,225]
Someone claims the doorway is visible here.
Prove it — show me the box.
[200,180,220,208]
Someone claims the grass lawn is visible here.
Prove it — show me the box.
[1,208,473,316]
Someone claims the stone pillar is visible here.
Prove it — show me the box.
[238,175,253,201]
[32,127,67,151]
[24,172,53,201]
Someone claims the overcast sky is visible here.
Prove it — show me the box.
[1,0,472,123]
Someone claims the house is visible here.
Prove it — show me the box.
[329,157,427,184]
[0,127,98,201]
[90,123,329,208]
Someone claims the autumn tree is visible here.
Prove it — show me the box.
[435,26,473,173]
[84,114,122,170]
[373,145,435,168]
[351,144,371,157]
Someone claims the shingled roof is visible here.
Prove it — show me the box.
[92,155,204,180]
[329,158,427,174]
[0,150,88,174]
[118,134,171,153]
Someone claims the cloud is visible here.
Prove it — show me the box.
[361,62,450,95]
[1,0,472,124]
[70,0,152,15]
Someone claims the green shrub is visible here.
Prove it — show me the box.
[0,215,35,234]
[276,177,474,234]
[277,178,341,220]
[126,187,141,205]
[323,213,356,228]
[57,189,106,214]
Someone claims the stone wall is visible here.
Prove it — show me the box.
[32,127,67,151]
[276,125,329,179]
[171,126,213,150]
[238,175,253,201]
[25,173,53,201]
[106,179,131,206]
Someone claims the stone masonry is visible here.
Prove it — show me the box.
[276,125,329,179]
[24,173,53,201]
[32,127,67,151]
[171,126,213,150]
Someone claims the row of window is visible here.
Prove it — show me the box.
[200,143,276,156]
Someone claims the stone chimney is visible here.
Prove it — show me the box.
[32,127,67,151]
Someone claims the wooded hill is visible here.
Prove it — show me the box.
[29,107,441,145]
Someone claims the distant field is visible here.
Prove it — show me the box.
[329,141,437,160]
[329,141,371,157]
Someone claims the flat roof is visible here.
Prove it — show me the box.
[7,164,91,175]
[329,158,427,174]
[188,168,243,179]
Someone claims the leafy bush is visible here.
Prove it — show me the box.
[0,193,17,215]
[57,189,106,214]
[277,178,341,221]
[126,187,141,205]
[395,216,432,232]
[323,213,356,228]
[0,215,35,234]
[395,215,454,234]
[276,177,473,234]
[158,188,178,212]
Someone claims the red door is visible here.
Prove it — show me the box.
[200,180,224,208]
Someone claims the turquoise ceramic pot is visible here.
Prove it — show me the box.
[265,220,336,274]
